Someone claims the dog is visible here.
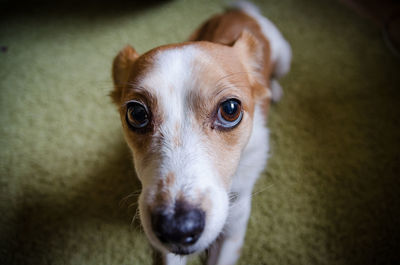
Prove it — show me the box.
[111,1,291,264]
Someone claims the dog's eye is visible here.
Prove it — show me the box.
[126,101,150,129]
[216,99,243,128]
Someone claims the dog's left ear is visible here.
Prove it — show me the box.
[233,30,268,99]
[111,45,139,105]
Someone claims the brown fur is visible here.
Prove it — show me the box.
[189,10,273,115]
[173,122,182,147]
[165,172,176,187]
[111,9,274,234]
[152,178,172,209]
[111,45,139,104]
[189,10,273,90]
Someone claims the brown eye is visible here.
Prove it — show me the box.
[126,101,150,129]
[216,99,243,128]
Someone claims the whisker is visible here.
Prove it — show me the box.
[119,190,141,208]
[128,201,138,209]
[228,184,275,210]
[130,207,141,229]
[250,184,274,197]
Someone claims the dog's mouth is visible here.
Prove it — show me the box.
[167,244,196,255]
[139,182,230,257]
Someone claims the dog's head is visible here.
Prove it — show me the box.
[111,31,269,255]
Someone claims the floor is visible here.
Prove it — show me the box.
[1,0,400,264]
[341,0,400,56]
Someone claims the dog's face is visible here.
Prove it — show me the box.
[112,32,268,255]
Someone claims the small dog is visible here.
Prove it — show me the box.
[111,2,291,264]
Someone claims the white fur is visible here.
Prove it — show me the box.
[126,3,290,264]
[165,253,187,265]
[233,1,292,78]
[134,46,230,255]
[133,46,269,264]
[208,105,269,265]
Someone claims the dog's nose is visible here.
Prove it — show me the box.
[151,201,205,246]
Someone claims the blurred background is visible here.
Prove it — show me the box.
[1,0,399,264]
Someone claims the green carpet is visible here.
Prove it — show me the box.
[1,0,399,264]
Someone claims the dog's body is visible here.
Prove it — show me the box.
[111,2,291,265]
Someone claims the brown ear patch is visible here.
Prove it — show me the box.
[233,30,268,100]
[233,30,263,81]
[111,45,139,105]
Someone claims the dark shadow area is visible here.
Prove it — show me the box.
[0,1,167,264]
[0,0,171,20]
[284,1,400,264]
[300,93,400,265]
[1,0,399,264]
[0,142,143,265]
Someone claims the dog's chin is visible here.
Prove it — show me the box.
[150,239,204,256]
[168,245,196,255]
[147,234,210,256]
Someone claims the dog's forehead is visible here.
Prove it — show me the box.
[134,44,242,120]
[139,44,222,95]
[136,43,249,110]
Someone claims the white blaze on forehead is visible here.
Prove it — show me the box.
[142,46,201,136]
[141,46,202,124]
[134,46,242,252]
[138,45,226,190]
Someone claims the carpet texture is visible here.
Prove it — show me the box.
[1,0,399,264]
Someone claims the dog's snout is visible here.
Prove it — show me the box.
[151,201,205,246]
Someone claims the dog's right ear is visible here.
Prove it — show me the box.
[233,30,268,100]
[111,45,139,105]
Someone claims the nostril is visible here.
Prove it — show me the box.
[174,207,205,245]
[150,203,205,246]
[151,210,171,243]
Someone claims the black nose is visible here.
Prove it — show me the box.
[151,201,205,246]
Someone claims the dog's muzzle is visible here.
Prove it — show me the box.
[151,200,205,254]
